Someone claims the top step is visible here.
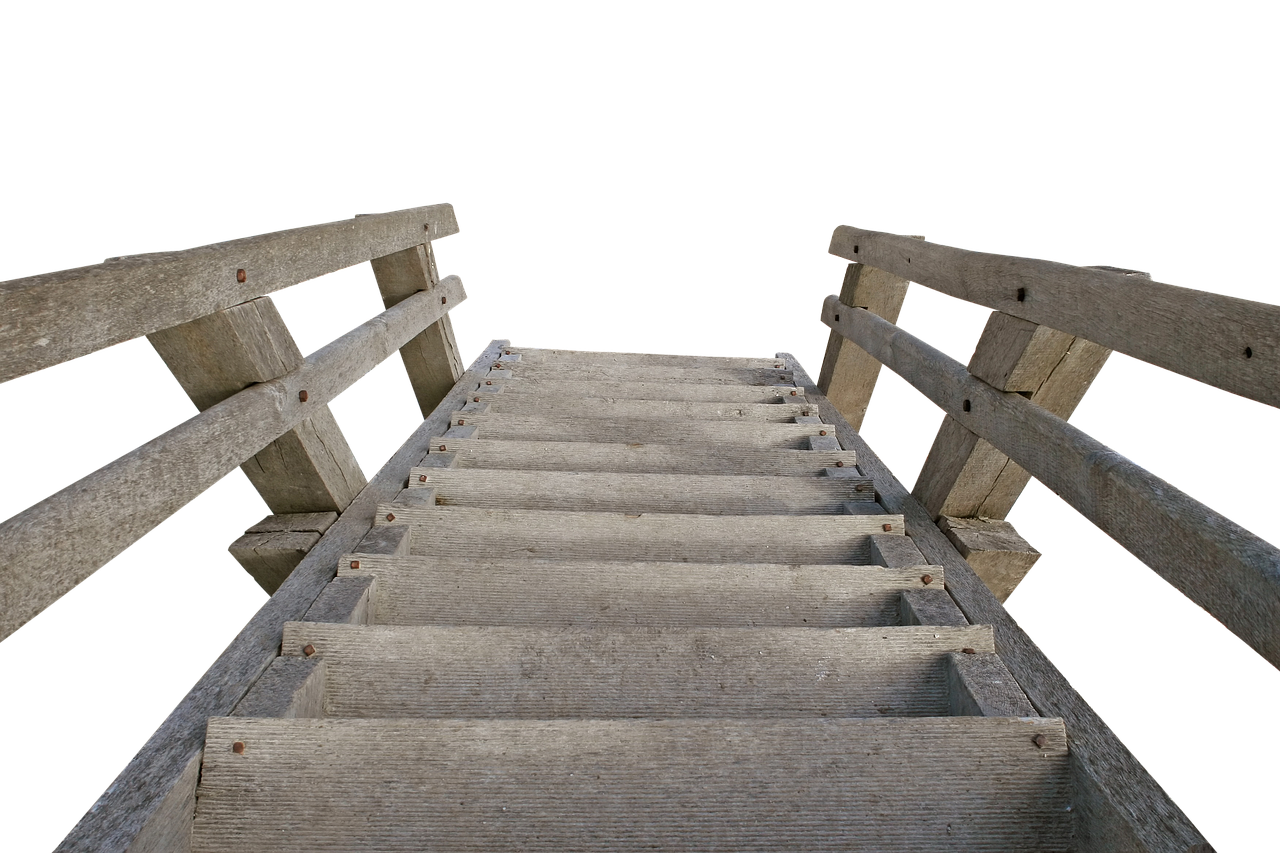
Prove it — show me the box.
[502,347,783,369]
[486,363,794,385]
[475,379,805,404]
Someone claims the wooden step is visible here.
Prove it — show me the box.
[279,624,994,718]
[193,717,1072,852]
[448,413,830,447]
[341,555,942,627]
[463,397,817,422]
[409,469,874,514]
[490,362,793,384]
[374,506,905,563]
[421,439,858,475]
[475,379,805,403]
[502,347,783,369]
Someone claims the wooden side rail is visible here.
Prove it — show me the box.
[821,296,1280,670]
[0,204,458,383]
[0,277,466,642]
[830,226,1280,409]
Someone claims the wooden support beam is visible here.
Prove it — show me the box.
[55,339,508,853]
[938,516,1041,603]
[150,297,366,514]
[820,297,1280,667]
[0,278,465,642]
[781,350,1209,852]
[370,242,463,417]
[228,512,339,594]
[830,225,1280,409]
[0,204,458,384]
[947,651,1036,717]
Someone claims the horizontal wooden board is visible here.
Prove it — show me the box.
[279,623,994,717]
[476,379,805,404]
[505,347,781,369]
[449,413,830,448]
[409,469,874,514]
[465,397,816,422]
[493,362,794,385]
[420,439,857,475]
[193,716,1071,852]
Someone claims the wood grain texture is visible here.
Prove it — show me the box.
[471,396,816,422]
[1,278,464,641]
[418,440,858,475]
[227,530,320,594]
[244,512,338,534]
[343,554,938,627]
[496,362,794,385]
[301,575,374,625]
[899,589,968,628]
[939,516,1041,603]
[822,297,1280,668]
[477,380,803,404]
[192,717,1071,852]
[779,349,1208,851]
[0,204,458,383]
[230,657,326,719]
[869,533,927,567]
[451,412,828,448]
[830,225,1280,408]
[54,339,508,853]
[947,651,1036,717]
[409,469,874,514]
[278,623,994,718]
[506,347,781,369]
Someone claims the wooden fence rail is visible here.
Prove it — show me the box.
[821,295,1280,669]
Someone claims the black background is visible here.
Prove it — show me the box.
[5,189,1274,845]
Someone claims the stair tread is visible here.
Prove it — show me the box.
[490,363,794,384]
[449,413,831,448]
[341,555,941,627]
[280,623,993,718]
[475,379,804,404]
[502,348,784,369]
[466,398,818,422]
[193,717,1072,853]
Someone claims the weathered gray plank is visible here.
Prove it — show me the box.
[830,225,1280,408]
[0,204,458,383]
[54,339,507,853]
[410,469,873,514]
[448,412,828,447]
[419,439,857,475]
[343,554,938,627]
[470,396,816,422]
[230,657,326,719]
[477,380,803,404]
[947,651,1036,717]
[780,350,1208,851]
[1,278,465,641]
[376,505,903,565]
[244,512,338,535]
[938,515,1041,603]
[192,717,1072,852]
[899,589,968,627]
[869,533,926,567]
[279,623,993,717]
[821,297,1280,668]
[370,242,464,417]
[505,347,781,369]
[494,362,793,384]
[300,576,374,625]
[227,530,321,595]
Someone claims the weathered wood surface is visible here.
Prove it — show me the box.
[471,396,816,422]
[0,204,458,383]
[279,623,993,717]
[192,717,1071,852]
[150,295,367,512]
[448,412,828,448]
[300,575,374,625]
[419,439,858,476]
[781,350,1208,851]
[947,651,1036,717]
[505,347,782,369]
[370,242,464,417]
[230,657,326,719]
[0,278,464,642]
[821,298,1280,668]
[899,589,968,628]
[230,512,340,591]
[377,505,903,565]
[343,554,939,627]
[830,225,1280,408]
[869,533,926,567]
[477,379,803,403]
[493,362,793,385]
[817,260,914,430]
[409,469,873,514]
[54,339,508,853]
[939,515,1041,603]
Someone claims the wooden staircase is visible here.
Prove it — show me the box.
[189,347,1073,851]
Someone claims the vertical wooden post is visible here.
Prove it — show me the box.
[370,242,464,417]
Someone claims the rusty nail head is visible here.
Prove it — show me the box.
[504,350,511,355]
[302,644,316,657]
[962,647,976,655]
[485,380,493,385]
[819,430,827,436]
[494,363,502,369]
[835,461,844,467]
[424,223,430,232]
[775,364,783,368]
[418,474,427,482]
[438,444,447,451]
[298,390,308,402]
[457,419,465,425]
[473,396,480,402]
[921,573,933,585]
[232,741,245,754]
[350,560,360,569]
[386,513,396,522]
[236,269,246,283]
[1033,734,1047,748]
[882,523,893,532]
[441,296,447,304]
[790,390,797,396]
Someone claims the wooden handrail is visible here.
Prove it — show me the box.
[0,204,458,384]
[0,277,465,641]
[821,295,1280,669]
[830,226,1280,409]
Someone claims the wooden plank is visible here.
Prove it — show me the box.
[476,379,804,403]
[869,533,926,567]
[54,338,507,853]
[821,298,1280,668]
[192,717,1071,852]
[0,278,465,642]
[830,225,1280,408]
[410,469,873,515]
[447,412,827,448]
[279,623,994,717]
[417,439,858,475]
[947,651,1036,717]
[938,516,1041,603]
[227,530,321,595]
[899,589,968,627]
[370,242,464,417]
[780,349,1209,851]
[493,362,793,385]
[505,347,781,369]
[471,397,816,422]
[300,576,374,625]
[230,657,326,719]
[817,259,914,430]
[0,204,458,383]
